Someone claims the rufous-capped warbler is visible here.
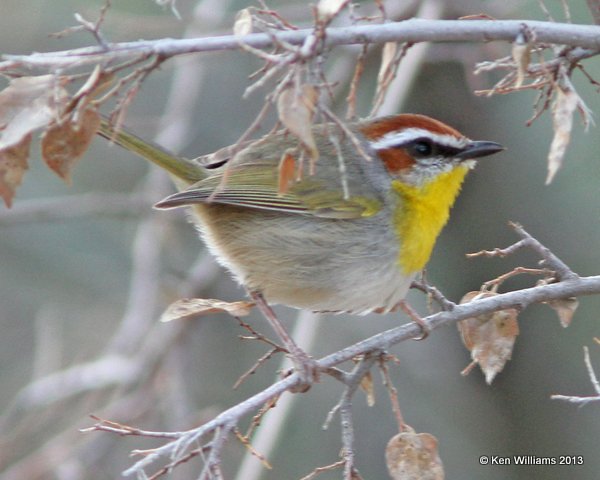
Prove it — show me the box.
[98,114,503,376]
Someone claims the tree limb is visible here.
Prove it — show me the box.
[2,19,599,71]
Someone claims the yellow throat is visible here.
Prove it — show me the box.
[392,165,470,274]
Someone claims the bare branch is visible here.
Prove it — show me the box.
[2,20,599,71]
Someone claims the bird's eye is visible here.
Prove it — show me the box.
[410,140,433,157]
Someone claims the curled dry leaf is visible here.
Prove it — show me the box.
[233,8,253,36]
[547,296,579,328]
[359,371,375,407]
[41,108,101,183]
[0,134,31,207]
[546,85,578,184]
[0,75,69,205]
[277,150,296,195]
[458,291,519,385]
[277,84,319,161]
[160,298,255,323]
[385,426,444,480]
[0,75,68,150]
[511,34,531,88]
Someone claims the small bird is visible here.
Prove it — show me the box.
[99,114,503,375]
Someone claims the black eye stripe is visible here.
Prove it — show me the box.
[394,137,463,158]
[433,144,462,157]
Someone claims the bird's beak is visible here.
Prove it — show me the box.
[456,141,505,160]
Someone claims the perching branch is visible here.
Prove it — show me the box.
[103,273,600,478]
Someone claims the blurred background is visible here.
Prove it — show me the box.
[1,1,599,479]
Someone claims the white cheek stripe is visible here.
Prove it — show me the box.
[368,128,468,150]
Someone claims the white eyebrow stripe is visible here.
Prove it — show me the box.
[368,128,468,150]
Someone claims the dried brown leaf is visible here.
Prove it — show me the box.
[277,151,296,195]
[458,291,519,384]
[385,426,444,480]
[41,108,101,183]
[546,86,578,184]
[233,8,253,36]
[511,37,531,88]
[360,371,375,407]
[0,75,70,205]
[277,84,319,161]
[71,65,114,110]
[0,75,68,150]
[0,134,31,207]
[160,298,255,323]
[547,296,579,328]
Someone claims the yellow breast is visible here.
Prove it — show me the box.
[392,165,470,274]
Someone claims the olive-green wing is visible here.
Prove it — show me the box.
[154,160,383,219]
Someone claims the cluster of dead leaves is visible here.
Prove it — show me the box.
[0,74,102,207]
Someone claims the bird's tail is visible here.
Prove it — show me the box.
[97,117,204,185]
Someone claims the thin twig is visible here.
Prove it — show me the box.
[233,348,281,390]
[345,44,368,120]
[323,354,378,431]
[509,222,578,280]
[299,460,346,480]
[410,278,456,311]
[378,355,405,431]
[81,415,182,439]
[551,346,600,404]
[481,267,556,292]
